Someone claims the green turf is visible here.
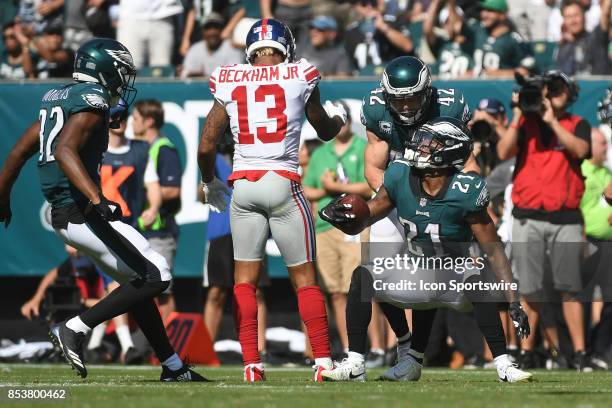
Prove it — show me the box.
[1,364,611,408]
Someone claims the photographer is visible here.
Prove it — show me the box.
[469,98,508,176]
[497,70,592,371]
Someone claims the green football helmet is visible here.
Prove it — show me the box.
[404,116,473,170]
[381,56,432,125]
[73,38,137,106]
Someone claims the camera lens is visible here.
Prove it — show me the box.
[471,120,492,142]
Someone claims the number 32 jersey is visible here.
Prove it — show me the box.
[209,58,320,178]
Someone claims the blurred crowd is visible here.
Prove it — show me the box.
[1,0,610,80]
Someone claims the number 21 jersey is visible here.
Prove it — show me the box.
[209,58,320,178]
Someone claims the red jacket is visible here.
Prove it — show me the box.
[512,113,585,212]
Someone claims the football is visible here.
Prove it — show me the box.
[338,194,370,235]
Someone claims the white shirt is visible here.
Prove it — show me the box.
[210,58,321,174]
[181,40,244,78]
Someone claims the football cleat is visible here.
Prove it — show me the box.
[380,353,422,381]
[313,359,334,382]
[49,322,88,378]
[495,355,533,383]
[320,358,365,382]
[160,364,210,382]
[244,363,265,382]
[365,349,385,369]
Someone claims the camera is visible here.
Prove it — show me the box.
[514,71,577,114]
[471,120,494,142]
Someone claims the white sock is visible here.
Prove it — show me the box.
[315,357,333,369]
[162,353,183,371]
[370,348,384,355]
[87,323,107,350]
[347,352,365,364]
[66,316,91,334]
[115,325,135,353]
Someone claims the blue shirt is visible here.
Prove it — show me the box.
[207,154,232,241]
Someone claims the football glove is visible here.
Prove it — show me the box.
[319,195,355,225]
[0,200,11,228]
[323,100,348,126]
[508,301,530,339]
[85,195,123,222]
[202,177,231,213]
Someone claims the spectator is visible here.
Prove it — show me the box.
[300,15,351,78]
[18,0,64,35]
[117,0,183,69]
[225,0,262,48]
[132,100,182,321]
[461,0,534,77]
[34,23,73,78]
[497,71,592,371]
[261,0,312,45]
[507,0,556,41]
[82,0,115,39]
[344,0,413,74]
[423,0,474,78]
[555,0,611,76]
[181,12,243,79]
[582,128,612,371]
[303,102,371,356]
[548,0,603,42]
[62,0,92,52]
[0,21,35,79]
[178,0,228,57]
[469,97,508,176]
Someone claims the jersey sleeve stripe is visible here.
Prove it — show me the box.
[305,67,320,83]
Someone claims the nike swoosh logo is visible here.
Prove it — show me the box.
[475,181,482,188]
[349,371,364,379]
[460,95,465,104]
[93,88,104,93]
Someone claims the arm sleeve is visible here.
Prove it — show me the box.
[156,147,182,187]
[575,118,592,159]
[465,177,491,215]
[298,58,321,103]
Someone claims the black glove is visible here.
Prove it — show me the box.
[84,195,123,222]
[0,200,11,228]
[508,301,530,339]
[318,194,355,225]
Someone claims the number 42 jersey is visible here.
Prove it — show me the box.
[209,58,320,179]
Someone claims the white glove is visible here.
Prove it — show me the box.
[323,100,347,126]
[202,177,231,213]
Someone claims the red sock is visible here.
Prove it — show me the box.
[297,285,331,359]
[233,283,260,365]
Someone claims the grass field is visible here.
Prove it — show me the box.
[1,364,611,408]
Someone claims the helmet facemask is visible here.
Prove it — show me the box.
[404,124,472,170]
[385,89,431,125]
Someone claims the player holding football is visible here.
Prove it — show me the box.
[320,117,532,383]
[0,38,206,382]
[198,19,347,382]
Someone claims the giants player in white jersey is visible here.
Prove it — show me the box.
[197,19,348,382]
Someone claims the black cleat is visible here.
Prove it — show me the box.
[123,347,144,365]
[160,364,210,382]
[49,322,88,378]
[573,351,594,372]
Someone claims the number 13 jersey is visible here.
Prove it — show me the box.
[209,58,320,180]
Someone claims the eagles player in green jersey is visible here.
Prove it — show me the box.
[320,117,532,383]
[0,38,207,382]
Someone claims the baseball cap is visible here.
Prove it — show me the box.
[309,15,338,31]
[480,0,508,13]
[477,98,506,115]
[200,12,225,29]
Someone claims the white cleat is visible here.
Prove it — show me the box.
[495,355,533,383]
[380,353,422,381]
[320,358,365,382]
[497,364,533,383]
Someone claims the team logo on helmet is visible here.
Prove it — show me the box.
[106,49,134,68]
